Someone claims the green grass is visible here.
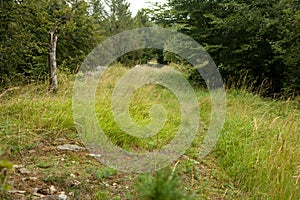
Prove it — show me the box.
[94,65,183,151]
[216,90,300,199]
[0,64,299,199]
[0,75,74,153]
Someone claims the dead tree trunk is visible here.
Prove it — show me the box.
[49,28,58,92]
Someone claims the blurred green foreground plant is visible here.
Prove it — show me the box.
[137,168,193,200]
[0,151,13,191]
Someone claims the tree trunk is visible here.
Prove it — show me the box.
[49,29,58,92]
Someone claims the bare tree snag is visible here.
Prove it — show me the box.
[49,28,58,92]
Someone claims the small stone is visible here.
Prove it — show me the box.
[88,153,102,158]
[8,190,26,194]
[58,192,68,200]
[70,173,76,178]
[112,183,117,186]
[29,177,37,181]
[32,192,45,198]
[19,167,31,175]
[31,188,39,193]
[73,180,81,186]
[57,144,84,151]
[38,188,50,195]
[49,185,57,195]
[13,165,24,170]
[28,149,36,154]
[22,177,37,181]
[70,180,81,187]
[68,192,74,197]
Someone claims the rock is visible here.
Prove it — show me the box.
[28,149,36,154]
[35,185,57,197]
[49,185,57,195]
[32,188,39,193]
[58,192,68,200]
[13,165,24,169]
[19,167,31,175]
[8,190,26,194]
[22,177,38,181]
[71,180,81,186]
[32,192,45,198]
[68,192,74,197]
[88,153,102,158]
[70,173,76,178]
[57,144,84,151]
[38,188,50,195]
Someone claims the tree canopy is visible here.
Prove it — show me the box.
[0,0,151,86]
[151,0,300,96]
[1,0,299,96]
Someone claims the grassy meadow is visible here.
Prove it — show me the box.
[0,65,299,199]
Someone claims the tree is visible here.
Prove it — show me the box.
[0,0,105,88]
[0,0,41,85]
[103,0,133,35]
[47,0,71,91]
[89,0,106,22]
[49,27,58,91]
[152,0,300,96]
[100,0,155,66]
[58,0,103,72]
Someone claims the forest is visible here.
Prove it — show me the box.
[1,0,299,95]
[1,0,300,199]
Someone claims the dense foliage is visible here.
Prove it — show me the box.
[151,0,300,96]
[0,0,151,86]
[1,0,299,96]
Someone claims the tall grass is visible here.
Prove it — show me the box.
[0,73,75,154]
[0,64,299,199]
[216,89,300,199]
[93,65,300,198]
[94,65,182,151]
